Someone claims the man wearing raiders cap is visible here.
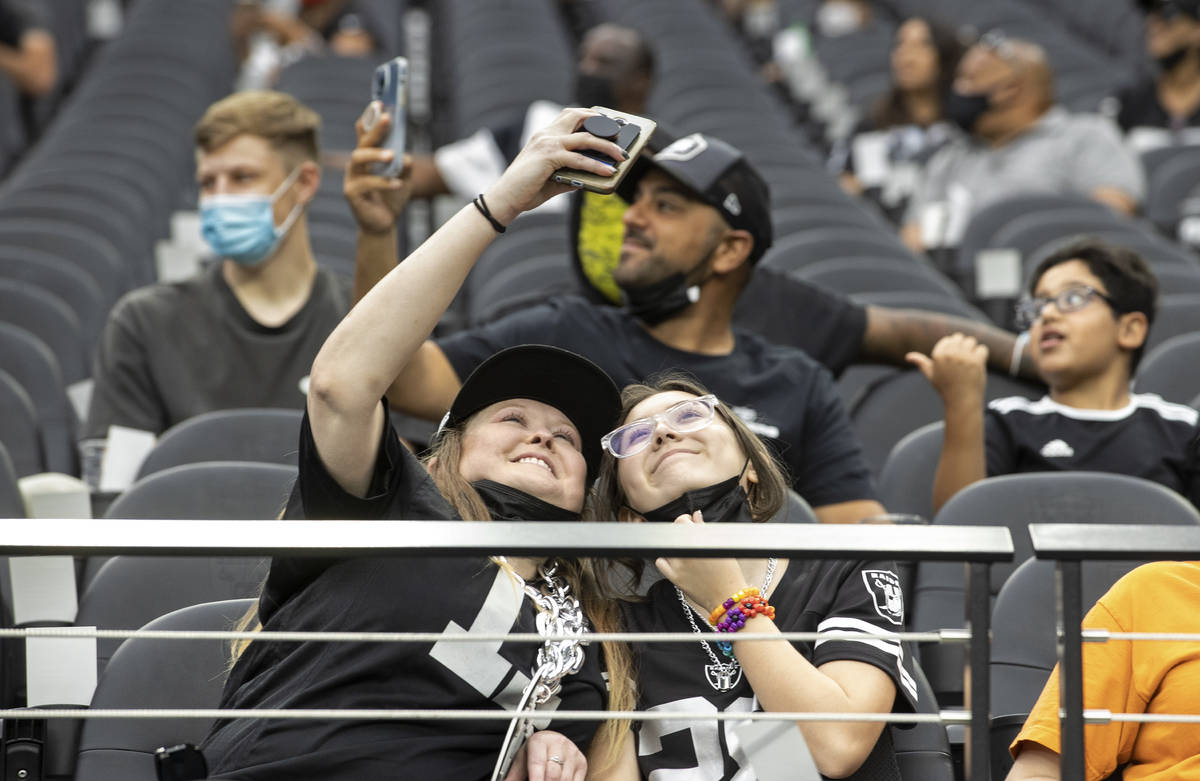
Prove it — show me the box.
[376,129,886,523]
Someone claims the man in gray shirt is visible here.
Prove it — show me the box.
[901,37,1144,253]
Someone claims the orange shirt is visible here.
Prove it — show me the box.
[1012,561,1200,780]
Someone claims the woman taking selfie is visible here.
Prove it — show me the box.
[201,108,635,781]
[591,377,920,780]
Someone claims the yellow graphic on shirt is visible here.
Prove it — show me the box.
[576,190,627,305]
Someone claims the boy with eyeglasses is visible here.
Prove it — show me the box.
[907,238,1200,513]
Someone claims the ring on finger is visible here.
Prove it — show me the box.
[548,754,564,766]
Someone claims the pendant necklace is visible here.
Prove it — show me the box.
[674,557,777,693]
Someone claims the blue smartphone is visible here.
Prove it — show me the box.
[370,56,408,177]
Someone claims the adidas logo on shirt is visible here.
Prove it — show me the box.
[1039,439,1075,458]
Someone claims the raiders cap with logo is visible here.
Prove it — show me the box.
[617,133,773,262]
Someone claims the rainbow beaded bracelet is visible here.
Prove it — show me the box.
[708,586,761,625]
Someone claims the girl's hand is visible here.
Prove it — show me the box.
[504,729,587,781]
[482,108,628,225]
[654,511,750,614]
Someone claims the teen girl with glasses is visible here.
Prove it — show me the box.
[589,376,921,781]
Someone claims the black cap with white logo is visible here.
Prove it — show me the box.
[618,132,773,262]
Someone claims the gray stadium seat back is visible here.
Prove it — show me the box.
[793,257,963,298]
[850,371,1042,477]
[0,220,128,304]
[74,599,255,781]
[105,462,296,522]
[0,322,78,476]
[878,422,944,522]
[1134,332,1200,404]
[955,193,1105,277]
[913,472,1200,706]
[468,254,579,327]
[850,290,991,321]
[0,249,107,349]
[0,441,23,518]
[0,278,87,384]
[1144,294,1200,354]
[76,556,268,679]
[136,409,304,479]
[0,369,44,477]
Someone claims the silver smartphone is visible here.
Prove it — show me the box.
[370,56,408,177]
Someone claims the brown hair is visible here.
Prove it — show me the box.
[194,90,321,169]
[592,374,789,529]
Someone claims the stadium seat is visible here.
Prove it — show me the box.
[1134,332,1200,405]
[0,249,107,351]
[0,279,87,385]
[73,599,255,781]
[893,659,955,781]
[76,556,268,681]
[0,369,44,477]
[988,557,1145,779]
[1145,148,1200,233]
[792,257,964,298]
[0,220,130,306]
[1144,294,1200,354]
[0,323,78,476]
[0,441,22,518]
[136,409,304,480]
[911,472,1200,707]
[762,230,917,274]
[105,462,295,524]
[467,253,579,327]
[877,422,944,522]
[850,371,1042,477]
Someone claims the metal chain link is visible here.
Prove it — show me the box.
[516,560,587,704]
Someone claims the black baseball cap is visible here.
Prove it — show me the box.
[440,345,621,480]
[617,132,774,262]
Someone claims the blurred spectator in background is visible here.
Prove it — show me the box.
[0,0,55,98]
[902,36,1144,254]
[232,0,380,90]
[83,91,393,456]
[907,239,1199,514]
[406,23,654,210]
[835,17,966,222]
[1117,0,1200,150]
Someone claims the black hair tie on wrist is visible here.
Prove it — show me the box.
[473,194,507,234]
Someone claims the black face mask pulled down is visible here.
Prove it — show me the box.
[472,480,580,522]
[619,272,702,325]
[638,474,753,525]
[574,72,619,109]
[943,89,992,134]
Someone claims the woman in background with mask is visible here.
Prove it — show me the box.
[589,377,920,781]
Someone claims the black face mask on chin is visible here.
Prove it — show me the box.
[619,272,702,325]
[638,474,753,525]
[472,480,580,522]
[574,72,619,108]
[943,89,992,134]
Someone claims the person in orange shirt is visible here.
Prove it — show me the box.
[1007,560,1200,780]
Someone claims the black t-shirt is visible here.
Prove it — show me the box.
[986,393,1200,505]
[623,559,920,780]
[437,297,877,507]
[202,412,606,781]
[1117,78,1200,132]
[85,264,352,438]
[567,191,868,378]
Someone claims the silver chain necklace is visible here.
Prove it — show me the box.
[674,557,777,692]
[492,558,588,781]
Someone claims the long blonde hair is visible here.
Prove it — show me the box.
[232,420,635,773]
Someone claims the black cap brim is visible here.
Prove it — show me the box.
[444,345,621,479]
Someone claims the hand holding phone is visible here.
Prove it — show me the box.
[552,107,656,194]
[369,56,408,177]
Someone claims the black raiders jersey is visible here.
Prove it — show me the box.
[986,394,1200,505]
[622,558,920,780]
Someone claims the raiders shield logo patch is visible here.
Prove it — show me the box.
[862,570,904,625]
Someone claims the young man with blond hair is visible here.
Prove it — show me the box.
[84,90,402,446]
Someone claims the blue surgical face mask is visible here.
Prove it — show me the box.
[199,167,304,267]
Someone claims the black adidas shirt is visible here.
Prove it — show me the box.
[622,559,920,780]
[202,411,606,780]
[985,393,1200,505]
[437,297,876,507]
